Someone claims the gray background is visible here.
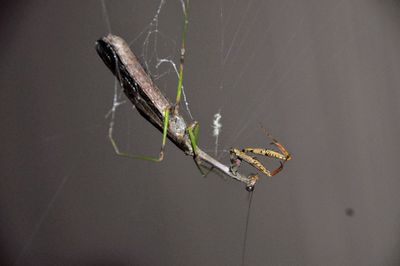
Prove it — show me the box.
[1,1,400,265]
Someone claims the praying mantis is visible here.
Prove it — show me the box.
[95,0,291,191]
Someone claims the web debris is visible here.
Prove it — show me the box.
[212,111,223,156]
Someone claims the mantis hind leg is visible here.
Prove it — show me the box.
[109,109,170,162]
[187,121,208,176]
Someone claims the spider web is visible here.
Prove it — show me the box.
[9,1,400,265]
[13,0,308,264]
[14,2,300,260]
[100,0,295,162]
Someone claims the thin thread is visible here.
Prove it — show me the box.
[100,0,112,33]
[15,173,71,265]
[241,191,254,266]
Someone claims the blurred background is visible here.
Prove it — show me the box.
[1,1,400,265]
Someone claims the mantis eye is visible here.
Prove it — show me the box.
[246,185,255,192]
